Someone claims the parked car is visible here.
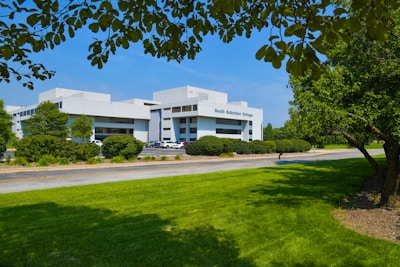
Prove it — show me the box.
[159,141,174,148]
[91,140,103,146]
[171,142,185,149]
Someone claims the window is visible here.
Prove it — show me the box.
[216,118,241,125]
[179,118,186,123]
[249,130,253,135]
[249,121,253,126]
[163,117,171,121]
[182,105,192,112]
[163,107,171,110]
[180,128,186,134]
[193,104,198,111]
[216,129,241,134]
[172,106,181,113]
[163,127,171,131]
[190,128,197,133]
[189,117,197,123]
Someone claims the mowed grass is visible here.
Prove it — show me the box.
[1,157,399,266]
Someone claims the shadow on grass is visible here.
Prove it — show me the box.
[0,202,255,267]
[249,158,376,208]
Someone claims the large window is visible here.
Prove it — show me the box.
[216,128,241,134]
[172,106,181,113]
[95,116,134,124]
[182,105,192,112]
[190,127,197,133]
[216,118,241,125]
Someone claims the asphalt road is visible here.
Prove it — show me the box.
[0,149,384,194]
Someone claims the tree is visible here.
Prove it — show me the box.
[263,123,274,140]
[0,99,13,157]
[23,101,69,139]
[1,0,398,89]
[289,17,400,207]
[70,115,94,142]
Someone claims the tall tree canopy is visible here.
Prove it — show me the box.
[289,13,400,207]
[23,101,69,138]
[1,0,398,89]
[0,99,13,157]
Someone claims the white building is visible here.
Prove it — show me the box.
[6,86,263,142]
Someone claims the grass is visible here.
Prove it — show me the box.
[0,156,398,266]
[324,143,384,149]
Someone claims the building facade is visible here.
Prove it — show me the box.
[6,86,263,142]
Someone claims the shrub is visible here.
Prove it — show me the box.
[230,140,251,154]
[14,135,76,162]
[264,141,276,153]
[174,154,183,160]
[110,156,125,163]
[0,135,6,159]
[36,155,57,167]
[13,156,29,166]
[249,140,268,154]
[160,155,168,161]
[75,142,100,161]
[59,158,70,165]
[86,157,97,165]
[275,139,294,153]
[186,136,224,156]
[102,135,143,159]
[292,139,312,152]
[142,155,156,161]
[219,152,234,158]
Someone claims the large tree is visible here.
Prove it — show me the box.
[0,99,13,157]
[23,101,69,138]
[1,0,398,89]
[289,18,400,207]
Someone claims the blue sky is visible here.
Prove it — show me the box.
[1,29,293,128]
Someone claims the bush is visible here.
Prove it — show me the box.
[274,139,294,153]
[249,140,268,154]
[264,141,276,153]
[142,155,156,161]
[86,157,97,165]
[185,136,224,156]
[292,139,312,152]
[227,139,250,154]
[36,155,57,167]
[75,142,100,161]
[0,135,6,159]
[102,135,143,159]
[110,155,125,163]
[15,135,63,162]
[174,154,183,160]
[13,156,29,166]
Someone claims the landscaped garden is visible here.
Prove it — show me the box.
[0,156,399,266]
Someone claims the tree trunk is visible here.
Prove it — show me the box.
[380,140,400,208]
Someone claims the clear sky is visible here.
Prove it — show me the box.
[1,29,293,128]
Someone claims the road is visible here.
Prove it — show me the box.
[0,149,384,194]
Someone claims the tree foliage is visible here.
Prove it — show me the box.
[1,0,398,88]
[288,13,400,207]
[23,101,69,138]
[70,115,94,142]
[0,99,13,157]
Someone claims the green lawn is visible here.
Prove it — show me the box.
[0,157,398,266]
[323,143,384,149]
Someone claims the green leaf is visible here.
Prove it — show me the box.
[26,13,39,26]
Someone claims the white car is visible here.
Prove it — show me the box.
[91,140,103,146]
[171,142,184,149]
[159,141,174,148]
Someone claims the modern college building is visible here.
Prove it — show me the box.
[6,85,263,143]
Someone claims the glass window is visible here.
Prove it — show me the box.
[190,128,197,133]
[216,128,241,134]
[180,128,186,134]
[193,104,198,111]
[189,117,197,123]
[216,118,241,125]
[182,105,192,112]
[179,118,186,123]
[172,106,181,113]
